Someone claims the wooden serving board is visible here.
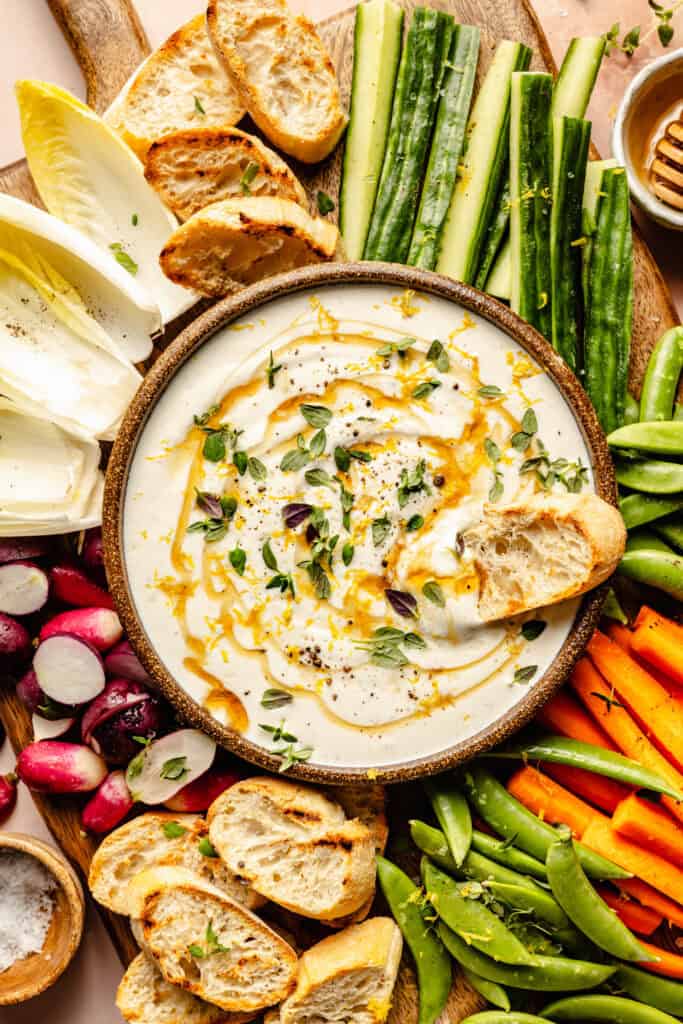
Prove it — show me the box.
[0,2,680,1020]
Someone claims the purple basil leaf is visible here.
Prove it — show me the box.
[385,589,418,619]
[282,503,313,530]
[196,490,223,519]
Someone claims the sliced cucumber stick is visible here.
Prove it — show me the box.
[486,235,512,299]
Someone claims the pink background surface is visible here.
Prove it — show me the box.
[0,2,681,1022]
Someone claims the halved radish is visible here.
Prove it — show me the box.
[32,714,76,741]
[0,562,49,616]
[33,633,105,705]
[50,563,114,610]
[104,640,149,684]
[0,612,30,663]
[82,528,105,578]
[17,669,74,720]
[0,537,50,564]
[17,741,107,793]
[40,607,122,650]
[164,767,241,813]
[125,729,216,805]
[82,770,133,833]
[0,773,17,823]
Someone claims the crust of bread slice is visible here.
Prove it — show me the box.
[207,777,376,921]
[88,812,262,915]
[132,866,298,1013]
[207,0,346,163]
[462,492,627,621]
[159,197,338,296]
[278,917,403,1024]
[144,127,308,221]
[325,785,387,929]
[106,14,244,160]
[116,953,254,1024]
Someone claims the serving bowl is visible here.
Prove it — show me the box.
[104,263,616,785]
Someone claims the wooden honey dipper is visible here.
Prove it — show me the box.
[650,118,683,211]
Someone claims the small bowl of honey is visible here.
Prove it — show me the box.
[613,47,683,230]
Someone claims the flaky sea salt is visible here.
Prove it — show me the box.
[0,850,58,973]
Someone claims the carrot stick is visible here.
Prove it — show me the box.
[544,762,630,814]
[537,690,617,750]
[617,878,683,928]
[588,631,683,772]
[596,885,663,935]
[606,622,633,651]
[507,765,601,837]
[613,794,683,867]
[632,607,683,689]
[637,941,683,980]
[571,657,683,826]
[582,817,683,904]
[608,617,683,696]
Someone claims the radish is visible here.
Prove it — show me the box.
[0,537,50,564]
[125,729,216,805]
[16,669,74,720]
[32,714,76,741]
[50,563,114,610]
[40,607,122,650]
[0,773,17,823]
[164,767,241,812]
[0,612,30,664]
[0,562,49,616]
[82,528,105,579]
[17,741,107,793]
[33,634,105,705]
[81,679,168,764]
[104,640,149,684]
[82,770,133,833]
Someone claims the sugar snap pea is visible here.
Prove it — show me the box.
[376,856,451,1024]
[470,829,548,881]
[540,994,680,1023]
[602,588,628,624]
[626,529,674,553]
[485,880,570,930]
[488,735,683,800]
[463,766,629,880]
[619,549,683,602]
[623,392,640,426]
[422,858,534,964]
[614,964,683,1017]
[460,1015,550,1024]
[438,921,616,991]
[424,776,472,866]
[609,421,683,456]
[676,402,683,422]
[639,326,683,422]
[410,820,540,891]
[546,827,652,961]
[620,492,683,529]
[461,968,511,1011]
[616,457,683,495]
[653,513,683,552]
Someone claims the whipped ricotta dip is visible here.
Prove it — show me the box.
[123,283,594,771]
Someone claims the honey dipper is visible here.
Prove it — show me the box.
[650,119,683,211]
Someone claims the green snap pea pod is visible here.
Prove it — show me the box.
[546,827,653,961]
[470,830,548,881]
[422,858,534,964]
[614,964,683,1017]
[424,777,472,866]
[675,402,683,422]
[540,994,679,1024]
[376,856,451,1024]
[438,922,616,991]
[410,820,540,892]
[623,392,640,425]
[460,1015,550,1024]
[461,968,511,1011]
[639,326,683,422]
[602,588,628,624]
[653,513,683,553]
[620,492,683,529]
[484,881,570,930]
[608,421,683,456]
[615,458,683,495]
[463,767,630,880]
[619,549,683,602]
[626,529,674,553]
[487,735,683,800]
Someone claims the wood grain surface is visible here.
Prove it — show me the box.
[0,1,680,1020]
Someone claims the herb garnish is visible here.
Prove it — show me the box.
[193,95,206,115]
[198,838,219,858]
[240,161,259,194]
[267,350,282,389]
[342,542,354,565]
[422,580,445,607]
[229,546,247,576]
[372,514,392,547]
[406,514,424,532]
[385,589,418,619]
[281,435,312,471]
[259,721,313,772]
[512,665,538,685]
[520,440,589,493]
[297,507,337,599]
[266,572,296,597]
[334,446,372,471]
[317,190,335,215]
[300,404,332,428]
[193,414,242,462]
[282,503,313,530]
[162,821,187,839]
[188,921,230,959]
[310,429,326,457]
[412,380,442,400]
[160,756,189,781]
[485,438,504,503]
[336,477,355,531]
[355,627,426,669]
[131,213,138,226]
[261,689,293,710]
[478,384,505,399]
[109,242,138,275]
[590,690,626,713]
[427,339,450,373]
[305,467,336,490]
[398,459,431,508]
[521,619,546,641]
[233,454,267,481]
[511,408,539,452]
[187,492,237,543]
[376,338,417,360]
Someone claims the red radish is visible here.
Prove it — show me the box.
[104,640,149,684]
[40,607,122,650]
[82,770,133,833]
[0,612,30,663]
[82,528,105,579]
[0,537,50,564]
[126,729,216,804]
[81,679,168,764]
[33,634,105,705]
[16,669,74,720]
[32,714,76,741]
[165,767,241,812]
[0,773,17,823]
[17,741,107,793]
[50,563,114,610]
[0,562,49,616]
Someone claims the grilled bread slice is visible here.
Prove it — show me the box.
[208,777,376,921]
[463,492,626,621]
[105,14,244,160]
[207,0,346,163]
[277,918,403,1024]
[159,197,338,296]
[116,953,255,1024]
[326,784,388,929]
[129,866,298,1013]
[144,127,308,220]
[88,812,261,915]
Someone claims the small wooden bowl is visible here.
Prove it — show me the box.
[0,833,85,1005]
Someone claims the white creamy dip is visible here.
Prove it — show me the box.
[123,283,593,771]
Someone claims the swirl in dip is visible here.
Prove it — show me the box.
[123,284,593,771]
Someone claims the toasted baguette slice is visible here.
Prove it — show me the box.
[88,812,261,915]
[208,777,376,921]
[278,918,402,1024]
[159,197,338,296]
[207,0,346,163]
[131,866,297,1013]
[105,14,244,159]
[463,492,627,621]
[145,127,308,221]
[116,953,254,1024]
[326,785,387,929]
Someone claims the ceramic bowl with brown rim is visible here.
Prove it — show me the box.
[104,263,615,785]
